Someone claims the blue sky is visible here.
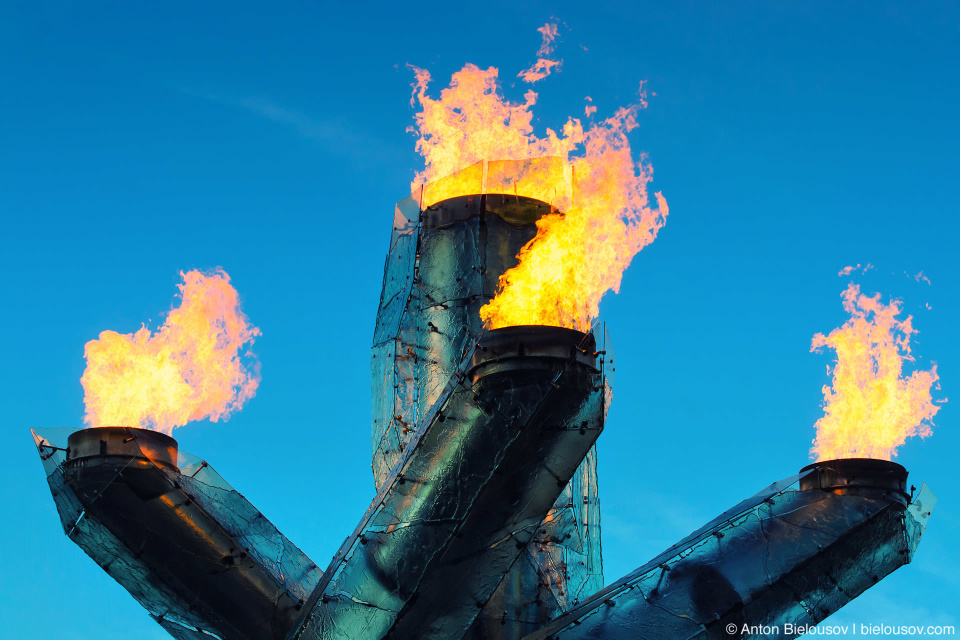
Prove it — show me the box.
[2,2,958,637]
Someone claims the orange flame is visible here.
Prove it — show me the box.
[81,269,261,435]
[584,96,597,117]
[811,283,941,461]
[409,30,667,330]
[518,22,561,83]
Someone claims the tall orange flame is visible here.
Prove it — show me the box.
[811,283,941,461]
[81,269,261,435]
[409,27,668,330]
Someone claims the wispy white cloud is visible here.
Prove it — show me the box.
[190,89,405,166]
[233,97,367,148]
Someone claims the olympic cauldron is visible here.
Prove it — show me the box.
[33,160,933,640]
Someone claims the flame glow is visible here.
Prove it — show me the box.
[811,283,941,461]
[584,96,597,117]
[518,23,561,83]
[81,269,261,435]
[409,27,667,330]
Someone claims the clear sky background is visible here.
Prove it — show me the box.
[2,2,958,638]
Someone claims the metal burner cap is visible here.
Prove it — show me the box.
[799,458,909,505]
[66,426,179,472]
[468,325,598,383]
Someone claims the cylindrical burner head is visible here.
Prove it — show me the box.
[66,426,179,472]
[799,458,909,505]
[469,325,599,383]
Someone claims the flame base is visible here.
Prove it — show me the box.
[799,457,910,505]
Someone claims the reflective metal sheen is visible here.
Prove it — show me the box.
[369,176,607,639]
[522,465,936,640]
[33,426,321,640]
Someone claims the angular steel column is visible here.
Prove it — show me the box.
[291,325,605,640]
[524,459,935,640]
[32,426,321,640]
[370,167,607,638]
